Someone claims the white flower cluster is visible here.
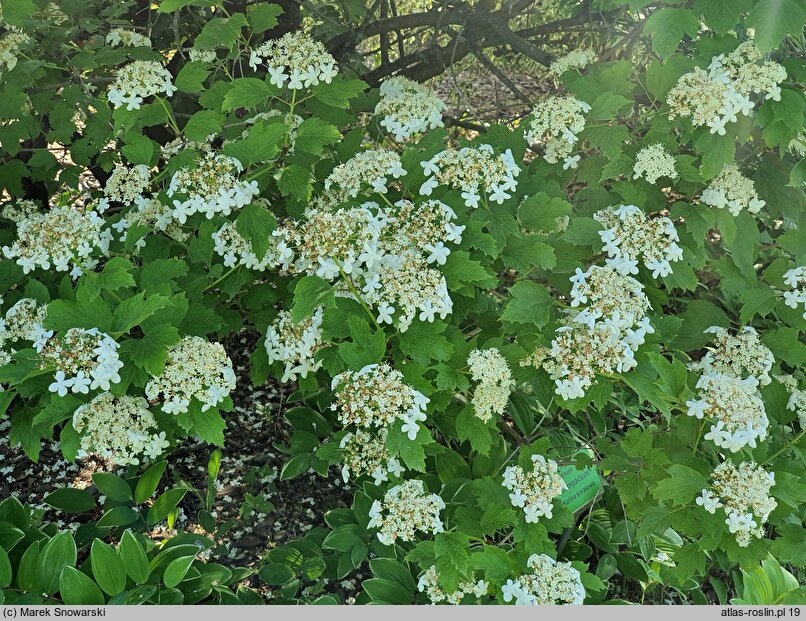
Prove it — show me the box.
[686,326,773,452]
[145,336,236,415]
[280,199,461,331]
[2,206,103,276]
[188,48,217,63]
[524,266,653,400]
[467,348,513,422]
[168,152,259,222]
[593,204,683,278]
[776,374,806,429]
[213,219,281,272]
[700,164,765,216]
[339,428,404,485]
[248,32,337,89]
[417,565,488,605]
[104,165,151,205]
[0,298,51,366]
[1,199,39,223]
[73,393,168,467]
[368,479,445,545]
[41,328,122,396]
[107,60,175,110]
[502,454,567,523]
[375,76,445,141]
[633,143,677,185]
[782,266,806,319]
[501,554,585,605]
[696,461,777,547]
[524,95,590,167]
[686,373,769,452]
[331,364,428,440]
[420,144,520,208]
[692,326,774,386]
[668,41,786,135]
[550,48,598,76]
[0,30,30,76]
[319,148,407,207]
[106,28,150,47]
[264,307,325,382]
[105,195,189,251]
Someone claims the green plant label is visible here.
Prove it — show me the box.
[558,460,603,513]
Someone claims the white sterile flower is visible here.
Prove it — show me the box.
[633,143,678,185]
[501,555,585,605]
[594,205,682,278]
[249,32,337,88]
[699,460,776,547]
[376,302,395,325]
[700,164,766,217]
[501,454,566,523]
[417,565,487,605]
[419,145,520,208]
[525,95,590,165]
[550,48,598,76]
[40,328,123,396]
[73,393,165,466]
[375,76,445,141]
[107,60,175,110]
[563,155,581,170]
[368,479,444,545]
[145,336,235,415]
[668,41,786,133]
[467,348,513,422]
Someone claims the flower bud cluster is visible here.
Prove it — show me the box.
[501,554,585,605]
[367,479,445,545]
[776,373,806,429]
[107,60,176,110]
[550,49,598,76]
[419,144,520,208]
[700,164,765,216]
[213,219,282,272]
[248,32,337,89]
[467,348,513,422]
[0,30,30,76]
[144,336,236,415]
[72,393,168,466]
[339,427,404,485]
[667,41,786,135]
[593,204,683,278]
[106,195,190,250]
[331,363,428,440]
[168,152,259,222]
[375,76,445,140]
[502,454,566,523]
[782,266,806,319]
[106,29,151,47]
[41,328,123,395]
[524,95,590,167]
[2,206,104,275]
[697,460,776,547]
[692,326,774,386]
[318,148,407,208]
[1,199,39,224]
[264,307,325,383]
[243,111,303,153]
[104,165,151,205]
[0,298,51,366]
[632,143,677,185]
[417,565,488,604]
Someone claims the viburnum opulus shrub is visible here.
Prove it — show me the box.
[0,0,805,606]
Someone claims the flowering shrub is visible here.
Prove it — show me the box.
[0,0,805,607]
